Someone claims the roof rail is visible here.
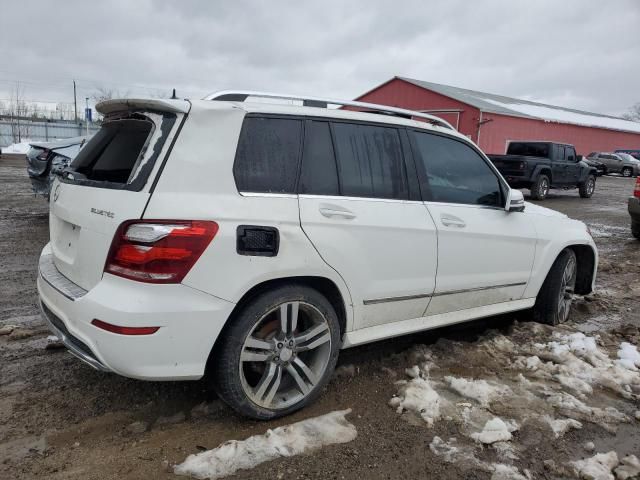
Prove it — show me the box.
[204,90,454,130]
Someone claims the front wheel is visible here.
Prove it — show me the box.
[531,174,550,200]
[578,175,596,198]
[622,167,633,177]
[533,249,577,326]
[213,285,341,420]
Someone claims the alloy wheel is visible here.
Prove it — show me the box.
[557,254,576,323]
[238,301,332,410]
[540,178,549,198]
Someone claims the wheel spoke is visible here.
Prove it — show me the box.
[285,357,317,395]
[241,350,271,362]
[279,304,288,335]
[245,336,273,351]
[296,330,331,352]
[254,362,282,404]
[289,302,299,333]
[295,323,329,344]
[278,302,300,336]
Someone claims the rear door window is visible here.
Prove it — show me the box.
[234,117,303,193]
[67,112,175,191]
[412,131,503,207]
[299,121,339,195]
[331,122,408,199]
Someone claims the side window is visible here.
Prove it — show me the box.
[233,117,302,193]
[557,145,566,160]
[567,147,576,162]
[332,123,408,199]
[299,121,339,195]
[413,131,503,207]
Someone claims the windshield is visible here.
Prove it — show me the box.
[506,142,549,157]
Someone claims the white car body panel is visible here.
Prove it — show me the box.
[37,96,598,382]
[424,202,537,315]
[299,195,438,329]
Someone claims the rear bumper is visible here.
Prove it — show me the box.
[37,243,236,380]
[629,197,640,222]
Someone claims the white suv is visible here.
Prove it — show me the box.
[38,91,597,419]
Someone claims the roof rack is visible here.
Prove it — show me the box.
[204,90,454,130]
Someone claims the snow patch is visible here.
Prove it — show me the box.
[481,97,640,134]
[541,415,582,438]
[570,451,618,480]
[2,141,32,154]
[615,455,640,480]
[490,464,530,480]
[471,418,518,444]
[390,376,442,426]
[173,409,357,479]
[617,342,640,371]
[444,376,511,408]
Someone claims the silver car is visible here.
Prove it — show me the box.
[587,152,640,177]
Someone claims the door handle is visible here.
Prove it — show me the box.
[319,206,356,219]
[440,214,466,228]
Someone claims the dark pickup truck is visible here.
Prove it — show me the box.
[488,141,597,200]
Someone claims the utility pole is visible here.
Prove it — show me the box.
[85,97,90,136]
[73,80,78,122]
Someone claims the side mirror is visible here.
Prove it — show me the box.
[506,189,525,212]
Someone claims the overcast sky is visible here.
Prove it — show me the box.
[0,0,638,116]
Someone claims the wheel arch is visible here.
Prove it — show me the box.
[568,244,597,295]
[534,166,553,183]
[205,276,349,372]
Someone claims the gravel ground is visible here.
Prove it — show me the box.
[1,153,639,480]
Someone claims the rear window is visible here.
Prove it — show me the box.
[233,117,303,193]
[506,142,550,157]
[332,122,408,200]
[66,112,175,191]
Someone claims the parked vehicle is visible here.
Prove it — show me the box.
[37,92,598,419]
[586,152,640,177]
[630,176,640,239]
[488,141,597,200]
[580,155,606,176]
[615,149,640,161]
[26,136,89,197]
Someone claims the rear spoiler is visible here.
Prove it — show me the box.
[96,98,191,115]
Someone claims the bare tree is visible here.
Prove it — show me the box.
[91,86,130,121]
[622,102,640,122]
[7,82,31,143]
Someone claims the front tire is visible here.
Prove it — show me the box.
[213,285,341,420]
[578,175,596,198]
[622,167,633,177]
[531,174,550,200]
[533,249,577,326]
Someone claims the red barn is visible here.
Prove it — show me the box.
[354,77,640,155]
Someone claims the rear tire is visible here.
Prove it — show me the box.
[622,167,633,177]
[533,249,577,326]
[531,174,550,200]
[578,175,596,198]
[632,221,640,240]
[213,284,341,420]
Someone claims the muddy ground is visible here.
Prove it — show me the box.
[1,153,639,480]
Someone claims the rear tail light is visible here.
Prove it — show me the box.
[634,177,640,199]
[105,220,218,283]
